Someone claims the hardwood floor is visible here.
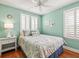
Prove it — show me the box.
[0,48,79,58]
[59,49,79,58]
[0,49,26,58]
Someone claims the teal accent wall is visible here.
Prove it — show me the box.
[42,2,79,50]
[0,4,42,38]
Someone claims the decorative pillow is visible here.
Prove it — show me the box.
[23,30,30,36]
[19,32,25,40]
[20,32,24,36]
[31,30,40,36]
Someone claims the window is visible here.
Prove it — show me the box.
[31,16,38,31]
[20,14,26,31]
[25,15,30,31]
[64,8,79,39]
[20,14,30,31]
[76,9,79,38]
[20,14,38,32]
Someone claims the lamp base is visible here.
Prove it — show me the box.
[7,32,11,38]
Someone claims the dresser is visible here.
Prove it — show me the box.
[0,37,17,55]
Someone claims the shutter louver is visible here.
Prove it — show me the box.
[64,9,75,38]
[76,9,79,38]
[20,14,26,31]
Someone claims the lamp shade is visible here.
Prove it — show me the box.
[4,23,14,29]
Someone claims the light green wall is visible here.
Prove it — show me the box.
[42,9,63,37]
[0,4,42,38]
[42,2,79,50]
[0,1,79,50]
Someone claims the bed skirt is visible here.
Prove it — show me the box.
[48,46,63,58]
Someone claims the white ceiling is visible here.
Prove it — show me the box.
[0,0,79,15]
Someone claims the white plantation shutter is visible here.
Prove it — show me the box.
[64,9,75,38]
[20,14,30,31]
[31,16,35,31]
[76,9,79,38]
[34,17,38,30]
[25,15,30,31]
[31,16,38,31]
[64,8,79,40]
[20,14,26,31]
[20,14,38,32]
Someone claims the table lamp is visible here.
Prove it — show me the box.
[4,23,14,37]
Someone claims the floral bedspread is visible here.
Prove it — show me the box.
[18,35,64,58]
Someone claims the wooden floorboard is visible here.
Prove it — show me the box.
[0,48,79,58]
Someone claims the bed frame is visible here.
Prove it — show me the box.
[48,46,63,58]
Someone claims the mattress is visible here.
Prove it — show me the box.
[18,34,64,58]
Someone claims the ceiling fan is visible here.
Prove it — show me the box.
[32,0,51,11]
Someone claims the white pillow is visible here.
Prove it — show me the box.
[31,30,40,36]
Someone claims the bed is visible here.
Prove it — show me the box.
[18,34,64,58]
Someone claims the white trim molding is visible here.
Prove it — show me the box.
[63,45,79,54]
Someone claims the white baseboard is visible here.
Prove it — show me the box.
[63,45,79,54]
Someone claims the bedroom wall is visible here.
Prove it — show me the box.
[42,2,79,50]
[0,4,42,38]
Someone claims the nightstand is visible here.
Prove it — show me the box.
[0,37,17,55]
